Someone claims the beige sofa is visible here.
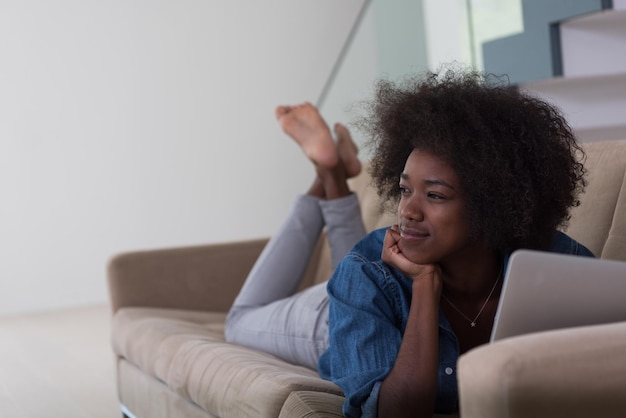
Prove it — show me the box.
[108,139,626,418]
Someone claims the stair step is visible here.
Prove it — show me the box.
[520,72,626,142]
[560,9,626,78]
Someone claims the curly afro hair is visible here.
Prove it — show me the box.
[361,67,587,253]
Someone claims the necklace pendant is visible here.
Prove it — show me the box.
[470,321,477,327]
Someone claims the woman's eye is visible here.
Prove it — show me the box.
[427,192,445,200]
[398,185,411,195]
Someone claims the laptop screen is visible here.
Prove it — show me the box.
[490,250,626,342]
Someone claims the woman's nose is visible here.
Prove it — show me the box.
[399,196,424,221]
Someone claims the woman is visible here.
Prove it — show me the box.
[226,68,593,417]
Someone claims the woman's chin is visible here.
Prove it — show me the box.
[398,243,435,265]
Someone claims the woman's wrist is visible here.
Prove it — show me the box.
[411,267,442,298]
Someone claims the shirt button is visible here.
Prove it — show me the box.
[445,367,454,375]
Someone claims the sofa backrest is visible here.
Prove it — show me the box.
[296,139,626,290]
[567,139,626,260]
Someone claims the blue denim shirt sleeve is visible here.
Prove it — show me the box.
[319,246,405,418]
[550,230,595,257]
[361,381,382,417]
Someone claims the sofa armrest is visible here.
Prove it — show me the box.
[107,238,268,314]
[457,321,626,418]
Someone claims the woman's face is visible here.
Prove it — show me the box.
[396,149,473,265]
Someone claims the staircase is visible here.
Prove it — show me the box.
[482,0,626,142]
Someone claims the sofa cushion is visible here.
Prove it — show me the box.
[112,307,342,418]
[567,139,626,260]
[117,358,216,418]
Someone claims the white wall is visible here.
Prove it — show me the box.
[1,0,543,317]
[0,0,368,316]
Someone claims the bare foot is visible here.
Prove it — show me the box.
[275,102,338,167]
[335,123,361,178]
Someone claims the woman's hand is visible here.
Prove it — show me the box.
[382,225,440,285]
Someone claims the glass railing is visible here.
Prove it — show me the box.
[318,0,523,143]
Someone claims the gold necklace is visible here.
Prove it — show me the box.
[441,262,503,328]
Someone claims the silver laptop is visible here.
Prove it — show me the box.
[490,249,626,342]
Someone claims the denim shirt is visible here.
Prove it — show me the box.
[317,227,594,418]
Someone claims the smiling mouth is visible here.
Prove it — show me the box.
[399,227,430,241]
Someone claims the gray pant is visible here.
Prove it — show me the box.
[224,193,366,370]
